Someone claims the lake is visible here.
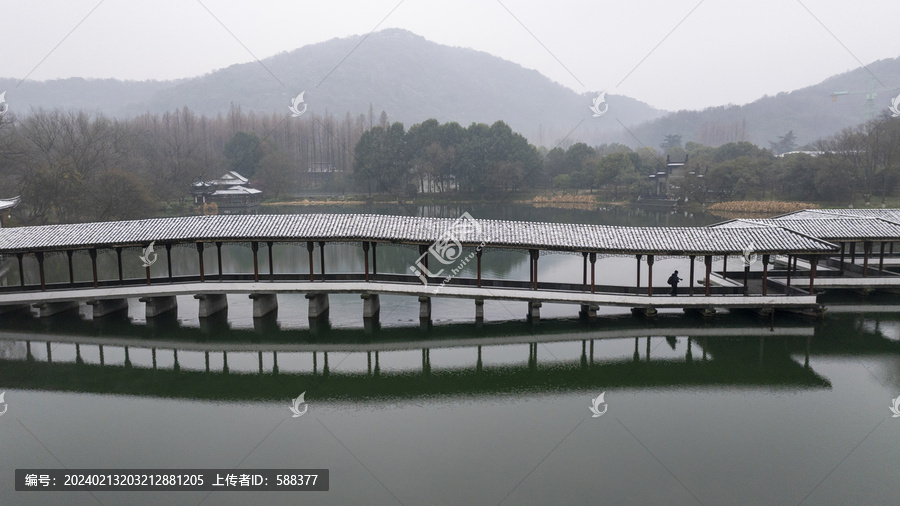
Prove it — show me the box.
[1,204,898,505]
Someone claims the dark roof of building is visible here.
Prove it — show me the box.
[0,196,20,211]
[0,214,837,255]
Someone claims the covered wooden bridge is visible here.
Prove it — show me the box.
[710,209,900,292]
[0,214,838,324]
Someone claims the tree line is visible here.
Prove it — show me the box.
[0,105,371,224]
[353,119,541,195]
[676,113,900,205]
[1,103,898,226]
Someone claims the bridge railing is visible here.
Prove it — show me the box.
[0,271,746,297]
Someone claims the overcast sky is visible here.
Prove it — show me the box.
[2,0,898,111]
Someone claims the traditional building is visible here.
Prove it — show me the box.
[0,196,20,228]
[307,162,343,189]
[638,155,690,207]
[191,171,262,214]
[647,154,690,197]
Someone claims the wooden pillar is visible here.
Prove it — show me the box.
[116,247,123,281]
[879,241,886,272]
[145,249,151,285]
[704,255,712,296]
[67,250,74,286]
[809,255,818,294]
[761,254,770,296]
[319,241,326,279]
[362,241,370,282]
[850,242,856,264]
[743,264,750,294]
[589,252,597,294]
[792,255,798,274]
[529,251,534,285]
[722,254,728,276]
[476,248,483,287]
[419,244,429,270]
[166,244,172,282]
[267,241,274,279]
[251,241,259,282]
[90,249,98,288]
[862,241,870,277]
[636,254,642,289]
[531,249,539,290]
[689,255,695,295]
[307,241,315,281]
[839,242,845,275]
[646,255,654,296]
[36,252,45,291]
[372,242,377,276]
[582,252,588,289]
[785,254,792,291]
[216,242,223,280]
[197,242,205,282]
[16,253,24,287]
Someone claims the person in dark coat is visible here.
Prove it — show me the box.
[667,270,682,295]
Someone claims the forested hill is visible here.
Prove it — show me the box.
[0,77,178,117]
[3,29,900,149]
[1,29,663,147]
[625,56,900,149]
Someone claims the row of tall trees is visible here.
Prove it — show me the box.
[353,119,542,195]
[673,114,900,204]
[542,113,900,205]
[543,141,660,197]
[0,106,371,224]
[1,104,898,225]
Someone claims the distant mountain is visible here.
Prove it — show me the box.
[0,77,178,116]
[1,29,663,147]
[625,57,900,149]
[3,29,899,149]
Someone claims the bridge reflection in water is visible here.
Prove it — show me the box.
[7,311,879,402]
[4,300,900,400]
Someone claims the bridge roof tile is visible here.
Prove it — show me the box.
[713,216,900,241]
[0,213,837,255]
[775,208,900,224]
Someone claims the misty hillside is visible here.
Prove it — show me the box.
[2,29,663,147]
[626,57,900,148]
[0,77,178,116]
[4,29,900,150]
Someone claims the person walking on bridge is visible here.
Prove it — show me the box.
[667,270,682,296]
